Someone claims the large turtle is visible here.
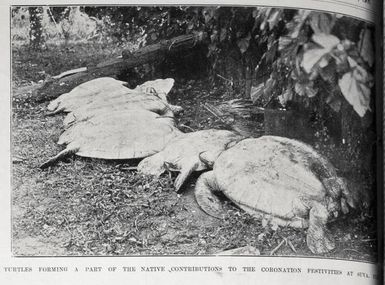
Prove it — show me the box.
[137,129,243,191]
[40,110,182,168]
[47,77,177,114]
[62,90,181,127]
[194,136,354,254]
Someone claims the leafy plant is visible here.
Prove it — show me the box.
[253,9,374,118]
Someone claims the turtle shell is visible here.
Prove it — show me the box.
[48,77,175,114]
[57,109,182,160]
[212,136,343,222]
[62,92,174,127]
[47,77,129,112]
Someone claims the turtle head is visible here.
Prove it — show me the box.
[324,177,355,216]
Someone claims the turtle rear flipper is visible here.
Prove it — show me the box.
[306,203,335,254]
[194,171,223,218]
[40,147,78,169]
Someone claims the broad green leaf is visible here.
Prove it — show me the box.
[301,33,339,73]
[301,48,329,73]
[338,71,371,117]
[312,33,340,50]
[278,88,293,106]
[295,82,306,96]
[250,83,264,103]
[309,12,335,34]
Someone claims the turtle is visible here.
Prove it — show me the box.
[62,90,182,127]
[194,136,354,254]
[47,77,177,114]
[40,109,182,168]
[137,129,243,191]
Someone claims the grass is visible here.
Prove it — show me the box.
[11,41,378,260]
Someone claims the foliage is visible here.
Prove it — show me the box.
[120,7,375,118]
[28,7,44,50]
[251,9,374,118]
[11,7,129,46]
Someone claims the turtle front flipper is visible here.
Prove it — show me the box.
[194,171,223,218]
[40,146,79,169]
[306,202,335,254]
[174,160,199,192]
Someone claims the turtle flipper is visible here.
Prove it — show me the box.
[194,171,223,218]
[40,147,78,169]
[306,203,335,254]
[174,160,199,192]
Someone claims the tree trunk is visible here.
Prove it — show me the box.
[29,7,44,50]
[36,34,204,102]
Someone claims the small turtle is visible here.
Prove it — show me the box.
[137,129,243,191]
[194,136,354,254]
[40,110,182,168]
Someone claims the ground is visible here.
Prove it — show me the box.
[11,43,378,260]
